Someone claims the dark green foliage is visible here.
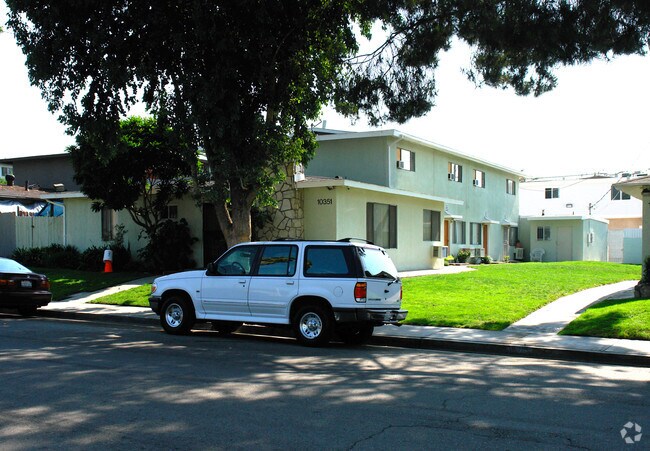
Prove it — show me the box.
[7,0,650,246]
[456,249,472,263]
[69,116,194,240]
[12,245,81,269]
[138,219,197,274]
[642,256,650,284]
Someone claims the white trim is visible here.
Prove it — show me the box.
[297,177,464,205]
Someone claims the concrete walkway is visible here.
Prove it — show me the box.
[37,273,650,366]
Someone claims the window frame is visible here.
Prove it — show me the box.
[101,207,115,242]
[536,226,551,241]
[470,222,482,245]
[545,187,559,199]
[506,178,516,195]
[473,169,485,188]
[422,209,441,242]
[366,202,398,249]
[397,147,416,172]
[448,162,463,183]
[452,220,466,245]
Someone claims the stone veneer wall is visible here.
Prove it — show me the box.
[256,164,304,241]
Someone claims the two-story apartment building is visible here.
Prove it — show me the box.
[263,129,522,271]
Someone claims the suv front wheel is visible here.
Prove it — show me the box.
[161,295,195,335]
[293,304,333,347]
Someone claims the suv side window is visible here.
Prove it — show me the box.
[215,245,259,275]
[304,246,355,277]
[256,245,298,276]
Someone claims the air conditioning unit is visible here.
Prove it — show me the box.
[473,179,480,186]
[448,173,455,181]
[473,248,485,257]
[397,160,406,169]
[515,248,524,260]
[432,245,449,258]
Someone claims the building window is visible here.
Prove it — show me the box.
[470,222,482,245]
[448,162,463,182]
[506,179,516,195]
[545,187,559,199]
[367,203,397,249]
[536,226,551,241]
[397,148,415,171]
[161,205,178,220]
[452,220,466,244]
[473,170,485,188]
[1,166,12,177]
[423,209,441,241]
[101,208,115,241]
[611,186,631,200]
[509,227,519,246]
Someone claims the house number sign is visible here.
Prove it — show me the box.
[317,198,333,205]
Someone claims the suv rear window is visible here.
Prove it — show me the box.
[304,246,355,277]
[357,246,399,280]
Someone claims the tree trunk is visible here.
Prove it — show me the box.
[213,183,258,249]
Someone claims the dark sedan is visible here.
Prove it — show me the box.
[0,258,51,316]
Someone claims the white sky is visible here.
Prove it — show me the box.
[2,4,650,177]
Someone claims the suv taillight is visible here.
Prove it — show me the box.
[354,282,367,303]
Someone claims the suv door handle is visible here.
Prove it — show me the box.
[286,281,295,285]
[238,280,247,284]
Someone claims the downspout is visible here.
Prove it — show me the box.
[389,132,406,188]
[45,200,66,246]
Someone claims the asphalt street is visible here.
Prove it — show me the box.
[1,315,649,450]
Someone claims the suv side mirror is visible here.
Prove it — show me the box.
[206,262,216,275]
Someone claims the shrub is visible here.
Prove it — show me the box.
[642,256,650,284]
[481,256,493,264]
[42,244,81,269]
[80,245,133,272]
[444,255,455,266]
[456,249,471,263]
[12,247,45,267]
[138,219,197,273]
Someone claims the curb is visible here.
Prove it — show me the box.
[37,309,650,368]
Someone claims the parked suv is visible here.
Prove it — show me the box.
[149,239,407,346]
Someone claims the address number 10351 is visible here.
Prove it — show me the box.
[317,198,333,205]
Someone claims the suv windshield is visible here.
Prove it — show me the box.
[357,247,399,280]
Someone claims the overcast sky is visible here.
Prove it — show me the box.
[2,4,649,177]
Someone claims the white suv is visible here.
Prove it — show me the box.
[149,239,407,346]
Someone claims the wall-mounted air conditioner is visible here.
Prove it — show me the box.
[397,160,406,169]
[515,248,524,260]
[473,179,480,186]
[448,173,455,181]
[432,245,449,258]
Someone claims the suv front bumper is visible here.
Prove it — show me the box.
[333,308,408,325]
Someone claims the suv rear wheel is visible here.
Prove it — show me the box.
[161,295,195,335]
[293,304,333,347]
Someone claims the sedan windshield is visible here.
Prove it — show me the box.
[357,247,399,280]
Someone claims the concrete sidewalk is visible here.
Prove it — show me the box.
[38,273,650,366]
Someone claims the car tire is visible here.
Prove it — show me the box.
[161,296,195,335]
[18,306,38,317]
[211,321,242,335]
[338,323,374,345]
[293,304,333,347]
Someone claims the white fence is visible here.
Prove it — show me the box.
[0,214,63,257]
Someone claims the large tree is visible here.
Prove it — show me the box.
[7,1,650,247]
[69,116,195,240]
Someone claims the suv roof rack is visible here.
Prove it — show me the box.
[337,238,375,245]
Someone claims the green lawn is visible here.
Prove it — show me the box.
[560,297,650,340]
[402,262,640,330]
[39,268,148,301]
[88,284,152,307]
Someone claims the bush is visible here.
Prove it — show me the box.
[12,244,81,269]
[481,256,493,264]
[138,219,197,273]
[642,256,650,284]
[456,249,471,263]
[444,255,455,266]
